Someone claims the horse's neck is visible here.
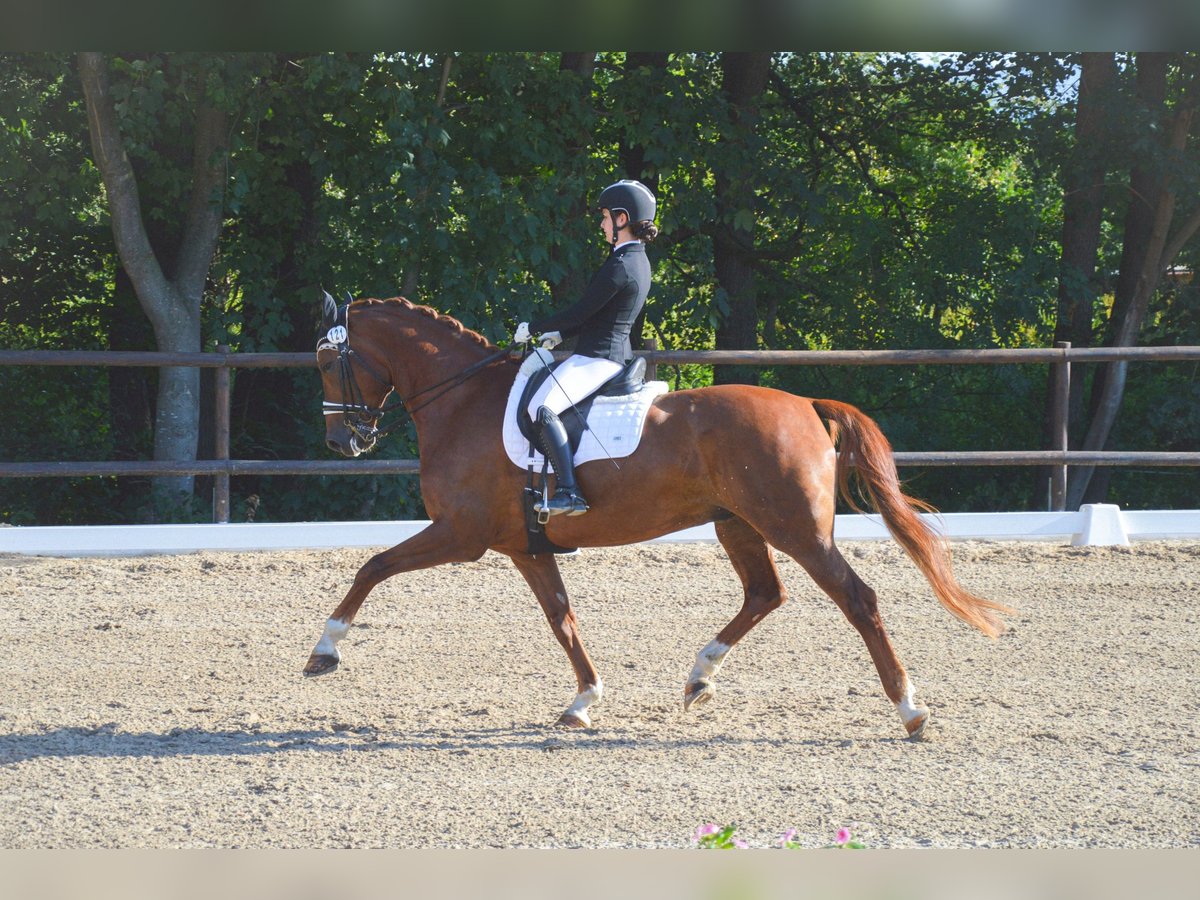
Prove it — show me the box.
[358,307,476,392]
[405,353,515,456]
[386,322,511,424]
[403,343,483,395]
[355,303,512,434]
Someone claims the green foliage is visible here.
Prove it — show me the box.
[692,823,747,849]
[2,51,1198,524]
[0,54,111,333]
[0,321,124,525]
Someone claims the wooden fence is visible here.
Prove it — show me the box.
[1,342,1198,522]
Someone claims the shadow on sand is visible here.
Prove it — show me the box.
[0,721,894,765]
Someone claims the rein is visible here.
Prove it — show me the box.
[402,347,510,417]
[319,303,508,448]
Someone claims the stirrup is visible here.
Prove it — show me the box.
[535,490,589,517]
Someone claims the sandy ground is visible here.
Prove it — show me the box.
[0,539,1197,849]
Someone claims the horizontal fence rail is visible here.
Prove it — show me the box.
[5,345,1200,368]
[0,460,423,477]
[1,343,1197,521]
[1,451,1197,480]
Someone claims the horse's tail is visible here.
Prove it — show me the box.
[812,398,1012,639]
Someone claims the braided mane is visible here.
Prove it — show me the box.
[352,297,495,350]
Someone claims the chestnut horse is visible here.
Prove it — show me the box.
[308,295,1010,737]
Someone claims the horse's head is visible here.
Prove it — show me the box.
[317,289,395,457]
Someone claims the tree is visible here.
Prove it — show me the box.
[615,51,669,350]
[1068,53,1200,508]
[398,53,457,300]
[712,51,772,385]
[8,51,1199,526]
[0,55,124,524]
[0,55,109,331]
[1053,53,1117,360]
[1039,53,1117,501]
[548,52,598,310]
[77,52,233,507]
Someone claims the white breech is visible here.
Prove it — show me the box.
[527,354,623,418]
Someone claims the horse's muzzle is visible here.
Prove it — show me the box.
[327,432,376,457]
[325,421,367,457]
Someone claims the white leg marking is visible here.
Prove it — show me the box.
[896,679,925,725]
[688,640,732,685]
[314,618,349,656]
[565,680,604,725]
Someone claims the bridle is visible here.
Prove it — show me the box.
[318,304,398,453]
[318,302,509,452]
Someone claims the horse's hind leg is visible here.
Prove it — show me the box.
[780,535,929,738]
[507,551,602,728]
[684,516,788,712]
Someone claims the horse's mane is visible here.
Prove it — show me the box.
[352,297,495,350]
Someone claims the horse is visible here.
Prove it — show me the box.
[309,293,1011,738]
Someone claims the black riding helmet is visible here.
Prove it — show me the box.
[597,179,656,234]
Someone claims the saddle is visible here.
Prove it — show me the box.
[503,350,668,555]
[515,356,648,455]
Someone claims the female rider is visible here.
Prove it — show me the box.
[513,178,658,517]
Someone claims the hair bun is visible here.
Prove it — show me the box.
[633,220,659,243]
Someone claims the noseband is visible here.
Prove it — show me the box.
[319,302,510,451]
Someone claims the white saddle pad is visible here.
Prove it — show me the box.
[502,348,669,470]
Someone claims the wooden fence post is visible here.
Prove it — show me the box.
[1050,341,1070,511]
[643,337,658,381]
[213,345,231,523]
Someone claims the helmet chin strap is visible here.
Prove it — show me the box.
[610,209,628,247]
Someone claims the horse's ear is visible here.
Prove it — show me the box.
[320,288,337,327]
[343,291,354,306]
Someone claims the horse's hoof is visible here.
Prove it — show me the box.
[904,710,930,740]
[303,653,340,677]
[556,711,590,729]
[683,680,715,712]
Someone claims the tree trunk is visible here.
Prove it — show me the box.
[1056,54,1116,408]
[104,267,155,520]
[1068,54,1198,507]
[713,52,772,386]
[1037,53,1116,506]
[559,52,596,79]
[78,52,228,510]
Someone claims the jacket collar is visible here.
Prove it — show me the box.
[611,240,644,254]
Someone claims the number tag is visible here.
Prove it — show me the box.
[326,325,347,345]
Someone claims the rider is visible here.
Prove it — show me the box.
[514,178,658,517]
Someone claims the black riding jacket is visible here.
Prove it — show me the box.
[531,242,650,364]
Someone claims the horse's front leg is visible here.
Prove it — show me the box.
[507,551,602,728]
[303,521,486,676]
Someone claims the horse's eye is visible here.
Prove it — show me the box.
[319,361,334,374]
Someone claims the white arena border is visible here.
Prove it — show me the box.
[1,504,1198,557]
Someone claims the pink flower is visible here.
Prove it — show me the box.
[778,828,798,846]
[836,827,852,845]
[693,823,720,842]
[732,839,749,849]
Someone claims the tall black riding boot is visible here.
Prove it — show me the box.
[534,406,589,517]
